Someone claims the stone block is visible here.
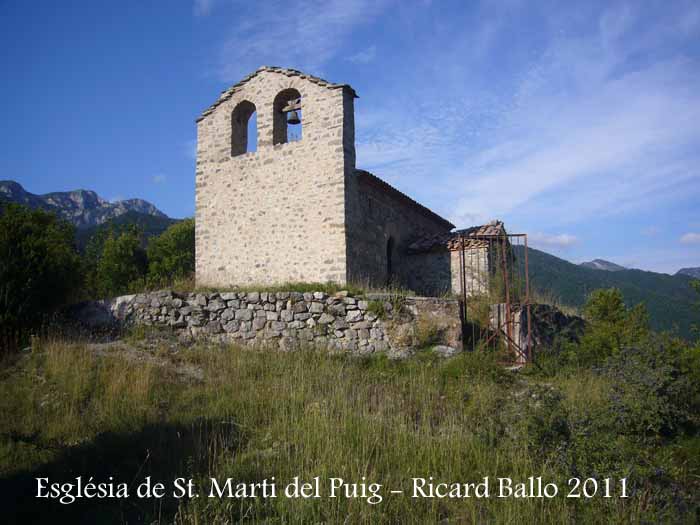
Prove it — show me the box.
[223,320,240,333]
[318,313,335,324]
[292,301,308,313]
[346,310,363,323]
[206,320,222,334]
[271,321,287,331]
[207,299,226,312]
[236,309,253,321]
[309,302,325,313]
[330,304,346,316]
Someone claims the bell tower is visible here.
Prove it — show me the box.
[195,67,357,288]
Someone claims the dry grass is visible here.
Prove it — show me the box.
[0,337,686,523]
[147,273,421,299]
[529,288,580,317]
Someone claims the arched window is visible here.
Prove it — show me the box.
[273,88,302,145]
[386,237,394,285]
[231,100,257,157]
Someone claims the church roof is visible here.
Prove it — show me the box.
[197,66,358,122]
[408,221,506,253]
[355,169,455,230]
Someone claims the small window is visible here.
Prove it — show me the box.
[231,100,257,156]
[273,88,302,145]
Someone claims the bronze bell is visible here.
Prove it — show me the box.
[286,110,301,125]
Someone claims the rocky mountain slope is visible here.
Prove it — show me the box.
[579,259,627,271]
[677,267,700,279]
[0,180,167,228]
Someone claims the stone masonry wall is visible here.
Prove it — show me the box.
[196,70,356,287]
[74,290,463,357]
[345,172,453,291]
[402,247,490,297]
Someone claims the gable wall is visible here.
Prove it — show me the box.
[195,71,355,287]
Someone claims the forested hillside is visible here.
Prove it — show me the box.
[516,246,697,338]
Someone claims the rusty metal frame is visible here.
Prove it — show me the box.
[458,231,532,364]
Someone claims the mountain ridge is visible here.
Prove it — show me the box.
[517,246,697,338]
[677,267,700,279]
[579,259,627,271]
[0,180,167,228]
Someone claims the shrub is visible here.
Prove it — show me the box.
[94,229,147,297]
[565,288,651,366]
[366,300,386,319]
[518,385,571,458]
[147,219,195,287]
[584,288,626,324]
[0,204,81,336]
[602,337,696,438]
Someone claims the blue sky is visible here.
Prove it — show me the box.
[1,1,699,273]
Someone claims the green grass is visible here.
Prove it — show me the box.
[188,280,417,298]
[193,280,365,296]
[0,338,697,523]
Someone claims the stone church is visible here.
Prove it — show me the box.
[195,66,502,296]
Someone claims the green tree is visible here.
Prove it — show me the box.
[95,229,147,297]
[584,288,626,324]
[691,279,700,339]
[570,288,650,365]
[0,204,81,338]
[146,218,195,286]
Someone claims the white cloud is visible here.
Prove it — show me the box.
[215,0,391,81]
[347,45,376,64]
[528,232,578,248]
[680,232,700,244]
[453,56,700,223]
[152,174,167,184]
[352,2,700,232]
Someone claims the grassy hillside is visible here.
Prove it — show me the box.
[1,332,698,523]
[515,246,698,338]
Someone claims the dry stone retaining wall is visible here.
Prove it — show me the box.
[78,290,463,356]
